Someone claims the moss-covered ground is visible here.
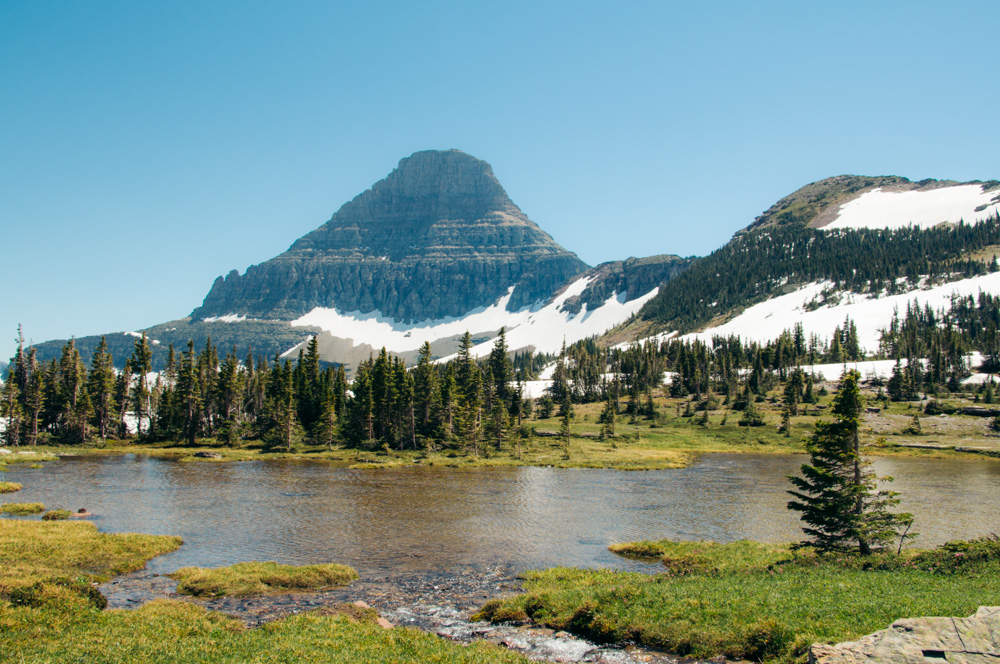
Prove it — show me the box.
[171,561,358,597]
[476,538,1000,663]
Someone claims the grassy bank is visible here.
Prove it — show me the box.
[476,538,1000,663]
[171,561,358,597]
[1,598,534,664]
[0,481,22,493]
[0,519,182,602]
[0,519,531,664]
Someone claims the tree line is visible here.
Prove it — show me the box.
[639,212,1000,332]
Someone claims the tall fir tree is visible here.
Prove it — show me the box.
[87,337,117,440]
[129,333,153,436]
[788,370,912,554]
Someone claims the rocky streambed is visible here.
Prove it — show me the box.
[100,568,722,664]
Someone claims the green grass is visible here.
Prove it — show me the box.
[476,538,1000,663]
[41,509,71,521]
[0,598,534,664]
[171,561,359,597]
[0,519,183,600]
[1,502,45,515]
[0,520,532,664]
[0,481,21,493]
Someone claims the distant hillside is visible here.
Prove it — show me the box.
[747,175,1000,231]
[628,174,1000,350]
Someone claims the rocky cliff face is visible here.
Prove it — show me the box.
[561,255,692,315]
[192,150,590,322]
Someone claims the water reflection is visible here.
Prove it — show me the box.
[4,453,999,576]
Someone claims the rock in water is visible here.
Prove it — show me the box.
[192,149,589,323]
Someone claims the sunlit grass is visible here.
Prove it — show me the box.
[477,538,1000,663]
[1,502,45,515]
[171,561,358,597]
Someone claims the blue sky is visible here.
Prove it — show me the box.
[2,0,999,361]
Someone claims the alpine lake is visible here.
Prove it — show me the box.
[5,452,999,577]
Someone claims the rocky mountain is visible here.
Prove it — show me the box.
[30,150,689,371]
[193,150,589,322]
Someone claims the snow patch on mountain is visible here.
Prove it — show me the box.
[202,314,249,323]
[682,272,1000,352]
[826,185,1000,230]
[291,275,659,358]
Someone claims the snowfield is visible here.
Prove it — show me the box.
[681,272,1000,352]
[291,276,659,358]
[825,184,1000,231]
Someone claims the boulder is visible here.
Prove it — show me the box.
[809,606,1000,663]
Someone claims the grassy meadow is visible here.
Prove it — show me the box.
[477,538,1000,663]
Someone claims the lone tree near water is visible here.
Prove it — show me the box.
[787,370,913,554]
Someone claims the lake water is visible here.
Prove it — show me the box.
[4,453,999,576]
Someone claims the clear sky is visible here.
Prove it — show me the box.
[2,0,999,361]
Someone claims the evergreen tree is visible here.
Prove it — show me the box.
[413,341,439,439]
[488,327,514,407]
[559,390,572,459]
[129,333,153,436]
[316,391,338,450]
[177,341,201,446]
[788,370,912,554]
[739,399,764,427]
[1,370,20,447]
[87,337,116,441]
[600,390,617,440]
[114,365,132,438]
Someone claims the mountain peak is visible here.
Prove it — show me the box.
[192,151,589,323]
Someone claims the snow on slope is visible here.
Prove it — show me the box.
[682,272,1000,352]
[825,185,1000,230]
[292,276,659,358]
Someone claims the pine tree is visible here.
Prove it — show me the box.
[114,365,132,438]
[87,337,116,441]
[129,333,153,436]
[780,406,792,436]
[559,390,572,459]
[216,347,244,446]
[600,390,617,440]
[413,342,439,439]
[739,399,764,427]
[177,341,201,446]
[316,391,338,450]
[488,327,514,407]
[21,348,43,446]
[1,370,21,447]
[788,370,913,554]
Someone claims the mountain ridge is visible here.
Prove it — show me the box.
[192,150,589,323]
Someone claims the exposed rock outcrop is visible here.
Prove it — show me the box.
[192,150,589,323]
[560,255,692,315]
[809,606,1000,664]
